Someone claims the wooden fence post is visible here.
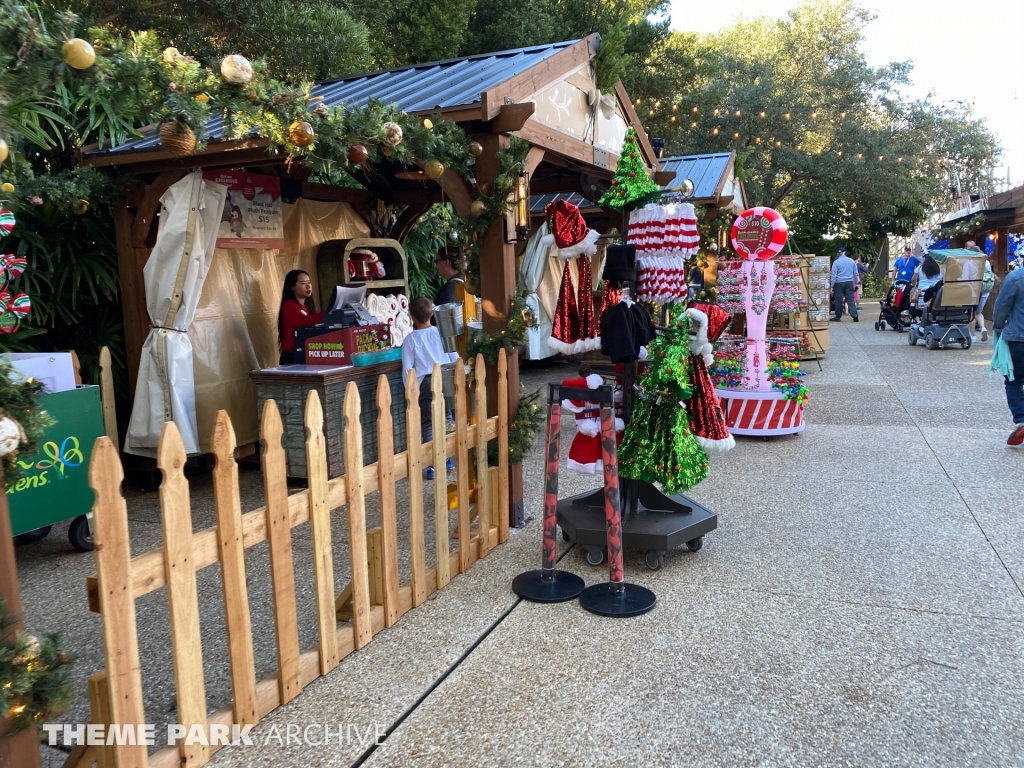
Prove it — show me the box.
[211,412,258,729]
[497,349,511,544]
[343,383,373,649]
[474,355,491,557]
[375,376,400,627]
[89,437,148,768]
[430,364,450,590]
[158,422,209,767]
[405,370,427,607]
[260,401,302,705]
[304,391,339,674]
[454,362,471,572]
[98,346,119,451]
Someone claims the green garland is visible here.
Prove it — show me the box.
[0,358,53,487]
[0,597,74,734]
[934,213,986,240]
[464,287,536,366]
[487,386,543,467]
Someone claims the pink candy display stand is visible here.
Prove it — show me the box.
[715,207,805,437]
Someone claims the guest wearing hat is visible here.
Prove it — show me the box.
[830,247,859,322]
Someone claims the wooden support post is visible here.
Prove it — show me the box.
[157,423,209,767]
[0,464,42,768]
[112,185,153,396]
[405,371,427,607]
[260,401,302,705]
[211,413,258,729]
[475,134,524,527]
[88,439,148,768]
[375,376,401,626]
[430,365,450,590]
[497,349,511,543]
[304,392,339,673]
[343,383,373,648]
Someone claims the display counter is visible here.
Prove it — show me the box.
[251,361,407,479]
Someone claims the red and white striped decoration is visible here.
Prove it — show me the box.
[731,206,789,261]
[716,389,804,436]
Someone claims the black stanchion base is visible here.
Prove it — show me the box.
[512,570,586,603]
[578,582,657,617]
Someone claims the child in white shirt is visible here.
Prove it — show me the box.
[401,297,458,477]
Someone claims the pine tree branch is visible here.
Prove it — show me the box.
[99,0,181,26]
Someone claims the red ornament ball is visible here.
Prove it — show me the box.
[630,171,636,178]
[348,144,368,164]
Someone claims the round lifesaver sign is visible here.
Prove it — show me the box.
[731,206,788,260]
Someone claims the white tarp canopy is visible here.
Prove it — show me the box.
[126,171,227,456]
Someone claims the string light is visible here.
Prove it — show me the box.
[811,111,817,119]
[655,100,661,108]
[636,99,642,105]
[836,151,842,156]
[691,121,698,128]
[714,109,720,116]
[840,111,846,119]
[670,115,676,122]
[735,110,742,117]
[733,132,740,138]
[783,113,790,120]
[692,106,699,113]
[775,140,782,147]
[857,153,863,158]
[878,155,884,161]
[648,110,654,116]
[759,111,766,118]
[712,127,720,135]
[897,157,903,163]
[755,137,762,144]
[671,104,678,111]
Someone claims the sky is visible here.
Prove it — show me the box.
[668,0,1024,191]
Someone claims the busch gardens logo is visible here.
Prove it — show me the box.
[6,435,84,494]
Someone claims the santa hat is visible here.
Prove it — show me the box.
[562,375,624,473]
[541,200,599,260]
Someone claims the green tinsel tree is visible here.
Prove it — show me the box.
[617,307,709,493]
[598,127,660,210]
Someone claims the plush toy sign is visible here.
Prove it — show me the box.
[731,206,788,261]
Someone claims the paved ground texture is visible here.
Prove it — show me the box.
[18,306,1024,767]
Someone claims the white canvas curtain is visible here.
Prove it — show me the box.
[126,172,227,456]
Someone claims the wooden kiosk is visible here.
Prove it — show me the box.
[82,34,668,524]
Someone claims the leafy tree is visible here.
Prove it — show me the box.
[637,0,1000,256]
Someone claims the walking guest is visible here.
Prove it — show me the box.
[976,252,998,342]
[402,297,459,478]
[991,261,1024,446]
[909,254,943,320]
[830,248,859,322]
[853,254,869,309]
[892,245,920,283]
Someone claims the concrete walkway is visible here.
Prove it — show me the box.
[26,307,1024,767]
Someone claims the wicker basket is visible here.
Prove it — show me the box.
[159,120,196,156]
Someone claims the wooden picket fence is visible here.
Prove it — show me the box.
[68,351,511,768]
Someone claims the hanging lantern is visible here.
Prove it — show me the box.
[514,170,530,241]
[288,120,315,148]
[424,159,445,179]
[220,55,254,84]
[62,38,96,69]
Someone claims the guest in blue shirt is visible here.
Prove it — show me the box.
[992,264,1024,445]
[830,248,859,322]
[892,246,920,284]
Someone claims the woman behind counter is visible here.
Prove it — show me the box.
[278,269,324,365]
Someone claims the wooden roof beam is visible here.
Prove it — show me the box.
[492,103,536,134]
[479,34,601,121]
[613,81,660,171]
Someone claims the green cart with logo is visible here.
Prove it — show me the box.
[9,385,105,551]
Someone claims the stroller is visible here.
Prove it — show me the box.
[907,248,985,351]
[875,279,912,332]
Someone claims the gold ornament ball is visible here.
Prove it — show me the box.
[220,54,254,84]
[1,183,14,194]
[470,200,487,215]
[287,120,315,148]
[62,38,96,70]
[424,159,445,179]
[0,139,8,163]
[71,198,90,215]
[422,118,434,130]
[380,121,403,147]
[347,144,369,164]
[468,141,484,157]
[382,146,393,157]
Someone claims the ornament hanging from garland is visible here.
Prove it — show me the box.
[380,122,403,147]
[468,141,484,157]
[0,210,14,236]
[220,55,254,84]
[424,159,445,179]
[62,38,96,69]
[159,120,196,156]
[731,206,788,260]
[0,139,8,163]
[0,183,13,194]
[287,120,315,148]
[347,144,368,164]
[470,200,487,215]
[71,199,90,215]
